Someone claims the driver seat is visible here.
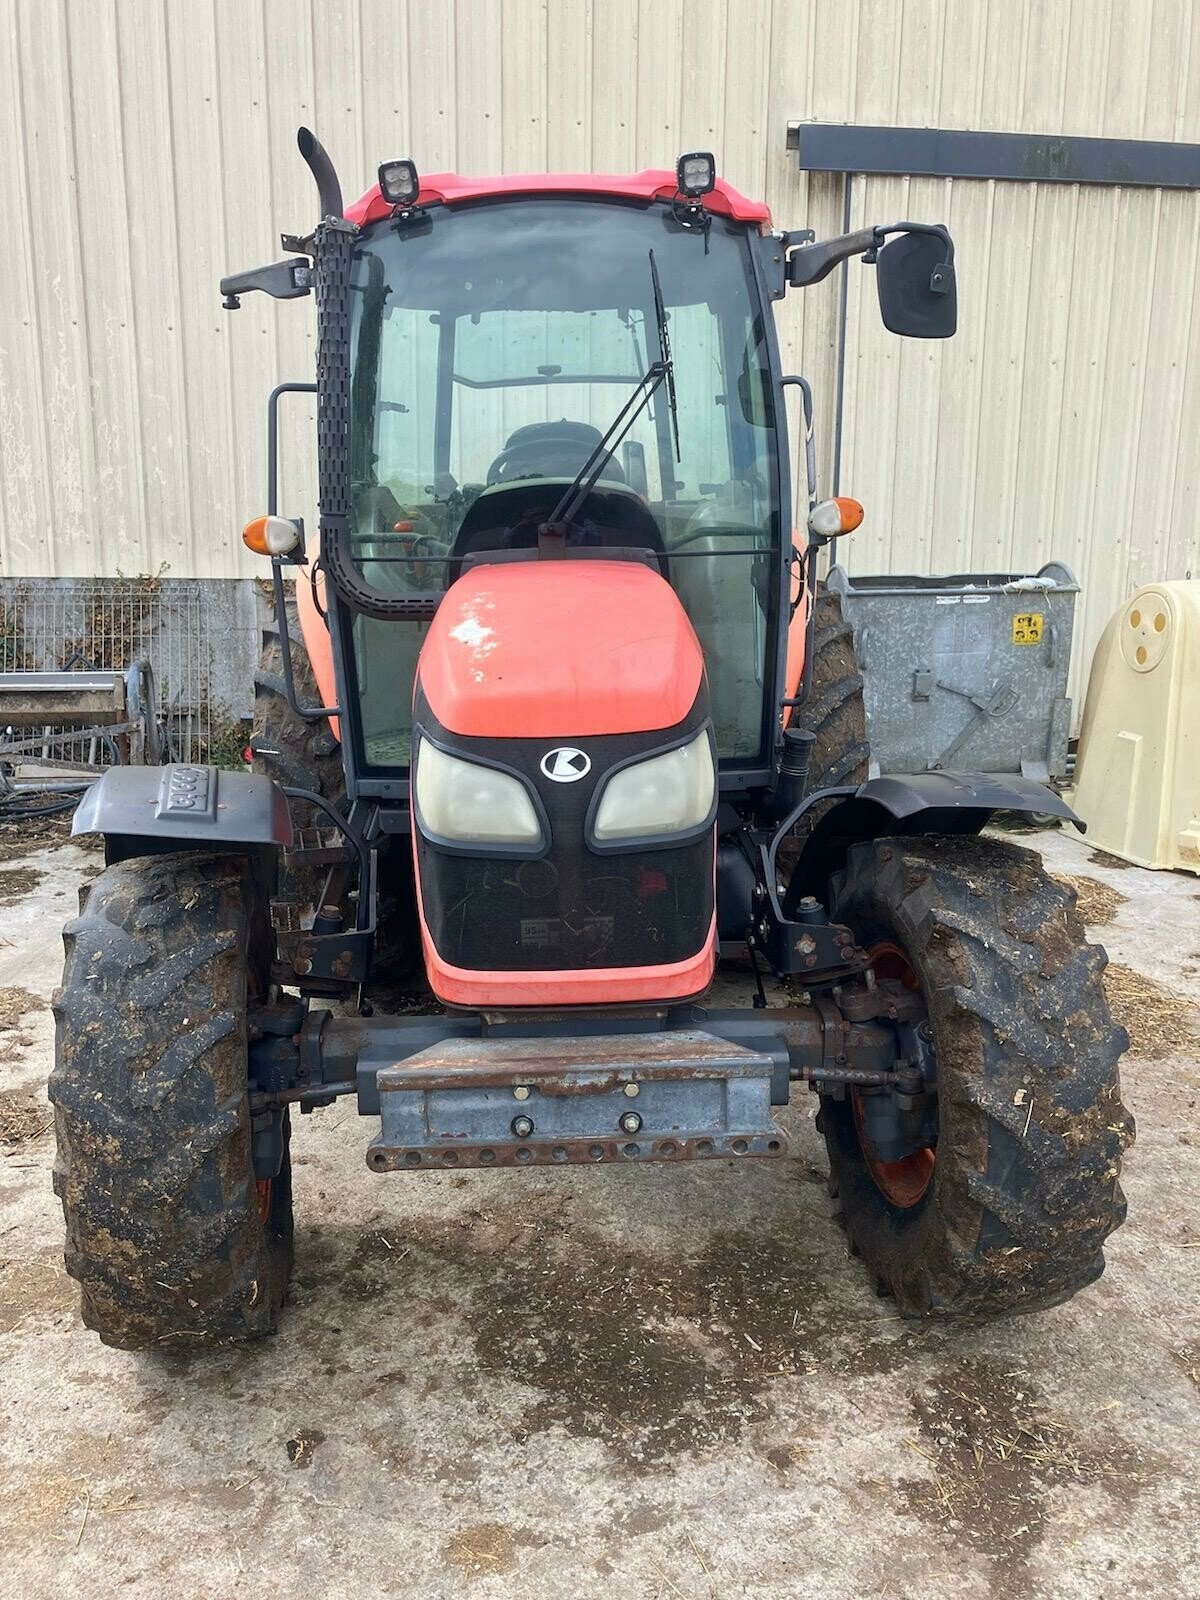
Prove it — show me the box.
[487,420,626,486]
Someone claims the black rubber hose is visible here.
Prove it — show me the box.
[0,796,79,819]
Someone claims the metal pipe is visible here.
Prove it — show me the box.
[831,172,853,500]
[267,381,317,517]
[297,127,344,220]
[281,786,372,930]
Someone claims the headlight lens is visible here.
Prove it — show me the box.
[592,729,716,843]
[415,741,543,846]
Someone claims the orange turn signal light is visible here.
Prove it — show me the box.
[242,515,301,557]
[808,496,864,538]
[833,496,864,532]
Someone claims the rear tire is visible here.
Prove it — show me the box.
[251,596,345,912]
[821,834,1133,1317]
[789,584,870,790]
[50,852,293,1348]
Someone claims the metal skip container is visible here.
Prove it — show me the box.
[827,562,1079,782]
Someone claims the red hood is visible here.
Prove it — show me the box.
[417,561,704,740]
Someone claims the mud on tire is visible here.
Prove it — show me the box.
[50,851,293,1348]
[821,834,1134,1317]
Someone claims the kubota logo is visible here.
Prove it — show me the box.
[540,747,591,783]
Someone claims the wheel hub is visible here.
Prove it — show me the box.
[851,942,938,1209]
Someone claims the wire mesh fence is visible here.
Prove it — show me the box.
[0,578,216,769]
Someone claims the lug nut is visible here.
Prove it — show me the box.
[623,1082,640,1098]
[619,1111,643,1134]
[513,1085,531,1101]
[511,1115,534,1138]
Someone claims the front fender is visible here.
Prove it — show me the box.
[781,770,1080,905]
[73,765,293,859]
[851,770,1080,827]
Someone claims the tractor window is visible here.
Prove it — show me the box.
[346,199,781,770]
[451,309,663,496]
[369,307,441,503]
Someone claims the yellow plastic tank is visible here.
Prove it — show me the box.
[1072,581,1200,873]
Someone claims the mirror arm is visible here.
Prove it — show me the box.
[786,221,955,291]
[786,226,882,287]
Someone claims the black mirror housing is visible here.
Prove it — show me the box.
[875,229,957,339]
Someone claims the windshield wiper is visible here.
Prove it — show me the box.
[540,251,679,545]
[648,247,681,463]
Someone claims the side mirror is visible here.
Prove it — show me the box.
[875,229,956,339]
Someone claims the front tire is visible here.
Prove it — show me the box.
[821,835,1133,1317]
[50,852,293,1348]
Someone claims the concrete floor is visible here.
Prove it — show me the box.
[0,827,1197,1599]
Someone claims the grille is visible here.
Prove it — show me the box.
[416,834,714,972]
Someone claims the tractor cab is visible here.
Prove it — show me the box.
[337,178,786,777]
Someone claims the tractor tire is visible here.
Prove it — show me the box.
[789,584,870,791]
[251,596,345,911]
[49,851,293,1349]
[820,834,1133,1317]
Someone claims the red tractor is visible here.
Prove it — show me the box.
[51,134,1131,1347]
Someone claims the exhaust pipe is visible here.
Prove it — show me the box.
[297,126,344,220]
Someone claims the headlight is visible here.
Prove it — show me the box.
[591,729,716,844]
[415,740,544,847]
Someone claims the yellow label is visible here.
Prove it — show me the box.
[1012,612,1044,645]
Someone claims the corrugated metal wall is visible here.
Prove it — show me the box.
[1,0,1198,705]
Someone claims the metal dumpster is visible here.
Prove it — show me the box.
[827,561,1078,782]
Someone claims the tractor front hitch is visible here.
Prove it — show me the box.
[245,978,937,1178]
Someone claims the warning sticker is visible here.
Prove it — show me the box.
[1012,613,1044,645]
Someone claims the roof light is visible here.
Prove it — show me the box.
[242,515,301,557]
[676,151,716,198]
[808,497,864,539]
[378,159,420,208]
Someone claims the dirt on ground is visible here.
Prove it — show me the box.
[0,830,1196,1600]
[1104,963,1200,1059]
[1050,871,1129,926]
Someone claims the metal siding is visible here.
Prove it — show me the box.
[1,0,1196,711]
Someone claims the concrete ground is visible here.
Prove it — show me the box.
[1,825,1197,1599]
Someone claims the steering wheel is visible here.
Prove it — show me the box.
[486,420,626,486]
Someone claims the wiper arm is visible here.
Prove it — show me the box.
[540,251,678,543]
[648,248,681,463]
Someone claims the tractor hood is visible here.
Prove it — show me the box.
[416,560,704,740]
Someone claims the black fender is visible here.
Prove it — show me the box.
[73,764,293,865]
[778,771,1080,908]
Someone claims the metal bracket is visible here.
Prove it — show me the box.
[291,926,373,984]
[221,258,312,310]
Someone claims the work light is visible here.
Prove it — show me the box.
[378,159,420,207]
[676,151,716,198]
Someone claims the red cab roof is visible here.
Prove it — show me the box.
[345,169,771,228]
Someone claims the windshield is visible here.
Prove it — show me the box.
[345,198,780,768]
